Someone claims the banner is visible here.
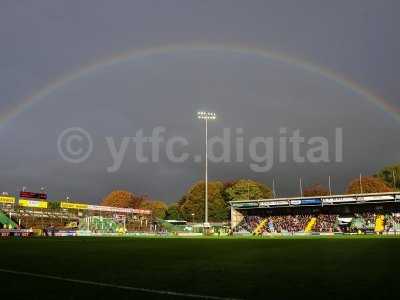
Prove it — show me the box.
[19,199,48,209]
[0,196,16,204]
[323,197,357,204]
[358,195,394,202]
[88,205,127,213]
[259,200,289,207]
[300,199,322,205]
[60,202,88,210]
[88,205,151,215]
[59,202,151,214]
[133,209,152,215]
[231,202,259,208]
[290,199,321,206]
[290,200,302,205]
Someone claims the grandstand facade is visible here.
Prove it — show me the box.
[230,192,400,235]
[0,195,152,236]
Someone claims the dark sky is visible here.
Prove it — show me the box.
[1,0,399,203]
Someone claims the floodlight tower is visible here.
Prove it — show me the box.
[197,111,216,228]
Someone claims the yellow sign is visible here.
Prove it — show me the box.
[19,199,48,209]
[60,202,88,210]
[0,196,15,204]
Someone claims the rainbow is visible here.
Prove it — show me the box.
[2,42,399,126]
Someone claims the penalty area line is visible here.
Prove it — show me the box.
[0,268,241,300]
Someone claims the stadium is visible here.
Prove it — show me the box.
[2,2,400,299]
[3,190,400,238]
[1,190,400,299]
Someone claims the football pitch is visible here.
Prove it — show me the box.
[0,236,399,299]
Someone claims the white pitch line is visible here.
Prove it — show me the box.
[0,268,242,300]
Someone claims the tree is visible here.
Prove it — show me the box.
[376,164,400,190]
[140,200,168,219]
[165,204,182,220]
[224,179,272,202]
[303,184,329,197]
[179,181,228,222]
[133,195,153,209]
[101,190,144,208]
[177,195,186,208]
[223,180,238,191]
[346,176,394,194]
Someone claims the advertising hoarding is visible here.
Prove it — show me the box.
[231,202,259,209]
[357,195,394,202]
[300,199,322,205]
[60,202,88,210]
[290,200,302,205]
[0,196,15,204]
[259,200,289,207]
[19,199,48,209]
[322,197,357,204]
[58,202,151,215]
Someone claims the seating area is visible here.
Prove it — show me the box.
[234,213,394,234]
[264,215,312,233]
[315,215,339,233]
[235,216,262,233]
[0,205,153,233]
[235,214,314,234]
[4,208,78,230]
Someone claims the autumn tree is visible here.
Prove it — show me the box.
[101,190,147,208]
[303,184,329,197]
[346,176,394,194]
[140,200,168,219]
[165,204,182,220]
[224,179,272,202]
[179,181,228,222]
[223,180,238,191]
[376,164,400,190]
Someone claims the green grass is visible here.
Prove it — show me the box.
[0,236,399,299]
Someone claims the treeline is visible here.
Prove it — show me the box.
[100,179,272,222]
[304,164,399,196]
[101,163,400,222]
[100,191,168,219]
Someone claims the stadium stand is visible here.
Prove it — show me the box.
[230,192,400,235]
[0,197,152,236]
